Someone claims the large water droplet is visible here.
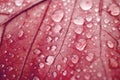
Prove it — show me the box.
[15,0,24,6]
[75,39,87,51]
[46,56,54,65]
[39,63,44,69]
[79,0,93,10]
[33,48,41,55]
[74,27,83,34]
[73,16,84,25]
[53,24,62,33]
[109,58,118,68]
[109,4,120,16]
[71,55,79,64]
[107,40,114,48]
[86,53,94,62]
[51,10,64,22]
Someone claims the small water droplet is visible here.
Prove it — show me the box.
[8,8,13,13]
[33,48,41,55]
[86,23,93,28]
[46,36,52,43]
[104,19,109,24]
[53,71,57,78]
[71,76,76,80]
[109,58,118,68]
[74,27,83,34]
[9,39,13,43]
[86,33,92,38]
[109,4,120,16]
[63,70,67,76]
[7,66,13,71]
[18,30,24,37]
[71,55,79,64]
[51,45,57,51]
[51,10,64,22]
[107,40,114,48]
[46,56,54,65]
[33,76,40,80]
[73,16,84,25]
[15,0,24,7]
[86,53,94,62]
[6,34,12,39]
[53,24,62,33]
[79,0,93,10]
[39,63,44,69]
[97,72,102,77]
[86,16,93,22]
[56,64,61,71]
[75,39,87,51]
[63,57,67,63]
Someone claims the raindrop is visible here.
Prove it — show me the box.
[109,4,120,16]
[86,23,93,28]
[73,16,85,25]
[79,0,93,10]
[86,53,94,62]
[6,34,12,39]
[51,9,64,22]
[107,40,114,48]
[71,55,79,64]
[63,57,67,63]
[18,30,24,37]
[53,24,62,33]
[46,56,54,65]
[7,66,13,71]
[86,33,92,38]
[104,19,109,24]
[33,48,41,55]
[39,63,44,69]
[53,71,57,78]
[15,0,24,7]
[56,64,61,71]
[109,58,118,68]
[9,39,13,43]
[86,16,93,22]
[63,70,67,76]
[75,39,87,51]
[74,27,83,34]
[33,76,40,80]
[51,45,57,51]
[46,36,52,43]
[97,72,102,77]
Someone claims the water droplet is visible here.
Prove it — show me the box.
[75,39,87,51]
[86,53,94,62]
[74,27,83,34]
[86,16,93,22]
[7,66,13,71]
[63,57,67,63]
[109,4,120,16]
[6,34,12,39]
[53,24,62,33]
[39,63,44,69]
[8,8,13,13]
[33,48,41,55]
[56,64,61,71]
[97,72,102,77]
[33,76,40,80]
[71,76,76,80]
[46,56,54,65]
[71,55,79,64]
[107,40,114,48]
[63,70,67,76]
[15,0,24,7]
[9,39,13,43]
[109,58,118,68]
[104,19,109,24]
[86,33,92,38]
[79,0,93,10]
[46,36,52,43]
[18,30,24,37]
[86,23,93,28]
[53,71,57,78]
[73,16,84,25]
[51,45,57,51]
[51,10,64,22]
